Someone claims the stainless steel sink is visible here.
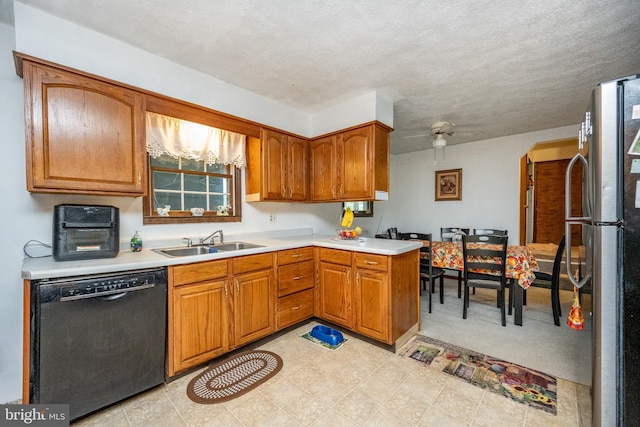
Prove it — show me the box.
[214,242,265,251]
[152,241,264,258]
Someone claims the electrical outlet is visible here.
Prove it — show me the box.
[269,214,276,223]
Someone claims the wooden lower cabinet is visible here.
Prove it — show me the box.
[276,247,315,329]
[168,253,275,376]
[316,248,419,345]
[233,269,275,347]
[167,247,418,376]
[318,261,353,328]
[170,279,229,376]
[354,268,389,342]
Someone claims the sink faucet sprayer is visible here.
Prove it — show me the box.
[200,230,223,245]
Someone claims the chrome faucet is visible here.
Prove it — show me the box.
[200,230,223,245]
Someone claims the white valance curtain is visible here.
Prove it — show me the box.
[145,112,246,168]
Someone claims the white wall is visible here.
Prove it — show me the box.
[356,125,579,240]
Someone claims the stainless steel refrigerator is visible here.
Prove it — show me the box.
[565,75,640,426]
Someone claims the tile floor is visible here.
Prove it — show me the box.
[73,319,592,426]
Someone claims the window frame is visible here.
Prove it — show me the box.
[142,94,260,225]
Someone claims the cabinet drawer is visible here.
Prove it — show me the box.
[171,259,228,286]
[232,253,274,274]
[318,248,352,266]
[278,260,314,297]
[277,246,314,265]
[277,289,314,329]
[354,253,388,272]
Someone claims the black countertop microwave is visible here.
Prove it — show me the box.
[52,204,119,261]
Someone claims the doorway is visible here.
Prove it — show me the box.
[519,138,580,245]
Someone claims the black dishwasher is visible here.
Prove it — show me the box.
[30,268,167,421]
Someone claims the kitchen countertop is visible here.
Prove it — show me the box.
[22,231,422,280]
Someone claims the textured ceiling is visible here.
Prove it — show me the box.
[5,0,640,153]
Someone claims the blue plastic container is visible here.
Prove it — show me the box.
[310,325,344,346]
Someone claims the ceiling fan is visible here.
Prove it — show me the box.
[430,121,456,149]
[401,121,481,164]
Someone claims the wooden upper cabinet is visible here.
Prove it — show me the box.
[310,123,391,202]
[340,126,373,200]
[309,135,338,201]
[287,136,309,201]
[246,129,308,201]
[21,59,146,196]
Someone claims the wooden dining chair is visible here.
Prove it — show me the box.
[525,235,565,326]
[440,227,470,298]
[473,228,508,236]
[462,234,509,326]
[399,232,445,313]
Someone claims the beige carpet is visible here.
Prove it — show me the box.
[419,278,592,386]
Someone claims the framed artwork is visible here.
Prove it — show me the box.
[435,168,462,201]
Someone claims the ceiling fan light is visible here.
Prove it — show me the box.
[433,134,447,148]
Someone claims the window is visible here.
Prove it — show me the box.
[142,102,249,224]
[143,154,242,224]
[342,201,374,217]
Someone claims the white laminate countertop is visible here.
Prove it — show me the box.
[22,231,422,280]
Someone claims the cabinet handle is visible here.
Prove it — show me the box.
[292,305,301,311]
[282,185,286,197]
[293,275,303,280]
[289,186,293,198]
[332,185,336,198]
[224,282,228,298]
[365,261,379,265]
[235,279,240,295]
[339,184,343,197]
[356,272,360,287]
[291,254,301,258]
[347,269,351,284]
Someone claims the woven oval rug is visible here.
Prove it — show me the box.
[187,350,282,404]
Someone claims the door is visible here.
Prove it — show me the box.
[318,262,353,327]
[171,280,229,375]
[233,269,275,347]
[354,269,389,342]
[533,159,583,244]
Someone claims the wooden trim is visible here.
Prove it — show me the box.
[312,120,394,140]
[519,154,528,245]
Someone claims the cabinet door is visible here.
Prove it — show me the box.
[340,125,374,200]
[287,137,309,201]
[318,262,353,328]
[261,129,287,200]
[310,135,338,201]
[233,269,275,347]
[170,280,229,375]
[354,269,390,343]
[23,61,146,196]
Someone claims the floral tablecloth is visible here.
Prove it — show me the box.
[422,241,539,289]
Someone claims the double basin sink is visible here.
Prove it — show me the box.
[153,241,265,258]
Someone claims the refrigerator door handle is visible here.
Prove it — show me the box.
[565,153,592,288]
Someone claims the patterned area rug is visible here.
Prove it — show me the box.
[187,350,282,403]
[399,335,557,415]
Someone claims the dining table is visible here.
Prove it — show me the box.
[420,240,540,326]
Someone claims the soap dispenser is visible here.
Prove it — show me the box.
[130,231,142,252]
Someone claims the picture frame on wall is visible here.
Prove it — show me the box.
[435,168,462,201]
